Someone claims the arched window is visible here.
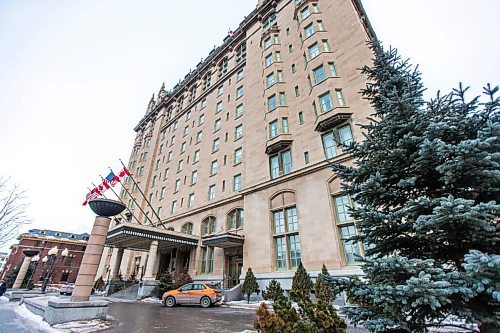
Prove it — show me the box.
[201,216,217,236]
[228,209,244,229]
[181,222,193,235]
[270,191,301,270]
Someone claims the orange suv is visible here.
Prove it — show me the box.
[162,283,222,308]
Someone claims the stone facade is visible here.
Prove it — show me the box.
[99,0,376,292]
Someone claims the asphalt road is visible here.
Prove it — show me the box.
[104,302,256,333]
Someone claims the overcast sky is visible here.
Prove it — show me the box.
[0,0,498,252]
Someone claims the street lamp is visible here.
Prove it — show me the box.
[41,246,69,293]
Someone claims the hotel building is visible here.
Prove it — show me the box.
[97,0,376,298]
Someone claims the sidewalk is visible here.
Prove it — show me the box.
[0,296,52,333]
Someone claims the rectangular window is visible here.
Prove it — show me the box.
[269,120,279,138]
[299,112,304,124]
[171,200,177,214]
[291,64,296,73]
[194,150,200,162]
[269,149,292,179]
[181,142,186,153]
[183,126,189,136]
[339,125,353,149]
[235,104,243,118]
[236,43,246,64]
[275,51,281,62]
[233,174,242,191]
[175,179,180,192]
[208,185,216,200]
[164,168,169,179]
[212,138,220,153]
[334,195,353,223]
[317,20,324,31]
[295,86,300,97]
[273,34,279,44]
[235,125,243,140]
[273,210,285,233]
[308,42,320,59]
[277,70,283,82]
[264,36,272,49]
[157,206,163,217]
[196,131,203,143]
[167,152,172,162]
[282,118,289,134]
[268,95,277,111]
[340,225,362,265]
[208,247,215,273]
[217,85,224,96]
[199,114,205,125]
[279,92,286,106]
[210,160,218,175]
[304,23,314,38]
[201,99,207,109]
[200,247,207,273]
[336,89,346,106]
[322,40,330,52]
[300,6,310,20]
[286,207,298,231]
[177,159,183,172]
[236,69,244,81]
[313,65,326,84]
[160,187,166,199]
[234,148,243,164]
[288,234,301,268]
[214,119,221,132]
[188,194,195,208]
[319,92,333,112]
[275,237,287,269]
[266,73,275,87]
[216,101,222,113]
[265,54,273,67]
[236,86,244,98]
[322,132,337,158]
[304,151,310,164]
[191,170,198,184]
[312,3,319,12]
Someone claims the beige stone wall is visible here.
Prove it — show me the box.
[106,0,374,283]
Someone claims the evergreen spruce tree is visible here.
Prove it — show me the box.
[4,262,20,288]
[328,42,499,332]
[173,268,192,289]
[158,269,174,295]
[314,264,336,303]
[262,279,286,303]
[242,267,259,303]
[290,262,313,302]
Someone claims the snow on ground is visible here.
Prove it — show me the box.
[222,300,271,310]
[141,297,162,304]
[0,295,8,302]
[15,304,59,333]
[53,319,112,333]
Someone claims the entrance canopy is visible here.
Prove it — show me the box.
[201,232,244,248]
[106,222,199,251]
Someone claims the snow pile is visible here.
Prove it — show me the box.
[223,300,271,310]
[142,297,162,304]
[15,304,59,332]
[53,319,112,333]
[0,295,8,303]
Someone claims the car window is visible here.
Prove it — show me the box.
[193,284,205,290]
[179,284,193,291]
[206,283,221,290]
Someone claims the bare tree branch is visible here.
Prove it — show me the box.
[0,176,32,247]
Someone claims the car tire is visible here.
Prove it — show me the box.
[200,296,211,308]
[165,296,176,307]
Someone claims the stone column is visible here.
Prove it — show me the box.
[110,248,124,280]
[142,240,158,280]
[12,256,31,289]
[71,216,111,302]
[138,252,148,280]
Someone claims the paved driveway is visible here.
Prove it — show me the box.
[104,302,256,333]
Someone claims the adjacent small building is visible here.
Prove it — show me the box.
[1,229,89,286]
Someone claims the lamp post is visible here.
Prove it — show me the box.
[41,246,69,293]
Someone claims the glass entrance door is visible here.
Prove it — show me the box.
[227,256,243,288]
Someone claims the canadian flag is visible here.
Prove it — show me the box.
[228,29,235,36]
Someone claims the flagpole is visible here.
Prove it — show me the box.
[90,182,131,224]
[95,179,143,226]
[118,160,166,229]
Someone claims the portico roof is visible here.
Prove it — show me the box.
[106,222,199,251]
[201,232,244,248]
